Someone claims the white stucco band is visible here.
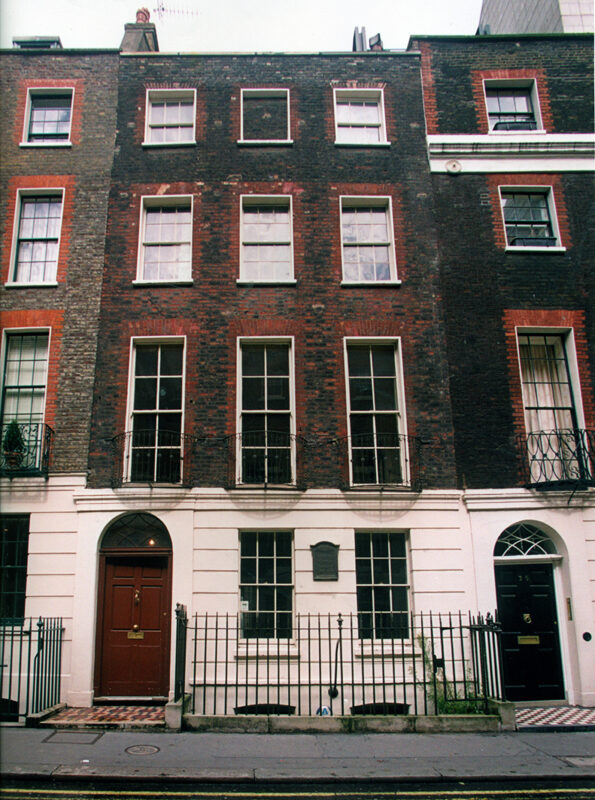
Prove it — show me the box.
[427,133,595,172]
[2,479,593,708]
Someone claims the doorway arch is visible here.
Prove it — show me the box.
[494,522,565,701]
[94,513,173,700]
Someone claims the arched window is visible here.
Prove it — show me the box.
[494,522,556,557]
[100,512,171,551]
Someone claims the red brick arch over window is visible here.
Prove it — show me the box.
[14,79,85,146]
[471,69,553,134]
[1,309,64,430]
[486,173,570,250]
[503,308,595,442]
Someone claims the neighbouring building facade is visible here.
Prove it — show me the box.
[477,0,594,34]
[1,13,593,718]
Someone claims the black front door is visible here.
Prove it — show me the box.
[495,562,564,701]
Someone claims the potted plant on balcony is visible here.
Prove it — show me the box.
[3,420,26,469]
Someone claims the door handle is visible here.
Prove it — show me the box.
[134,590,140,605]
[132,624,139,632]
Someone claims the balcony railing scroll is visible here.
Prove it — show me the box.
[518,428,595,488]
[0,422,53,477]
[315,433,422,491]
[111,430,201,487]
[223,432,308,489]
[109,430,424,491]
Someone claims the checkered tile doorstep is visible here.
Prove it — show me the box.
[48,705,165,723]
[516,706,595,727]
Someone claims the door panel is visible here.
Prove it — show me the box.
[97,555,171,697]
[495,562,564,701]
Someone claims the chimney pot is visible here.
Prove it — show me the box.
[136,7,151,23]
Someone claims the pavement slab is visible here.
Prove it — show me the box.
[1,727,594,783]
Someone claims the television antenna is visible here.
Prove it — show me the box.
[153,2,200,20]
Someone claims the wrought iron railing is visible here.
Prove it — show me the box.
[518,428,595,488]
[110,431,424,491]
[0,422,53,477]
[111,430,200,486]
[311,434,422,491]
[178,610,503,717]
[493,118,538,131]
[222,432,308,489]
[0,617,64,722]
[509,236,558,247]
[174,603,188,703]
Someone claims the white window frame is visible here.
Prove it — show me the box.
[515,327,588,485]
[20,87,74,147]
[238,195,295,284]
[340,196,399,284]
[0,327,51,428]
[239,530,294,641]
[354,530,411,641]
[236,337,296,486]
[333,88,389,146]
[124,336,186,484]
[343,337,409,487]
[143,88,197,147]
[135,195,194,284]
[238,88,292,145]
[6,189,64,287]
[483,79,544,134]
[498,186,565,252]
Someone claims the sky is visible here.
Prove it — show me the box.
[1,0,484,52]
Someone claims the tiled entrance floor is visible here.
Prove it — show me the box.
[41,705,165,728]
[516,706,595,730]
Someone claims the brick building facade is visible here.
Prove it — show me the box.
[1,19,593,716]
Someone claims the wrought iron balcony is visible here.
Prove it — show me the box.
[509,236,558,247]
[311,433,422,491]
[111,430,199,487]
[493,118,538,131]
[0,422,53,478]
[222,431,307,489]
[517,428,595,489]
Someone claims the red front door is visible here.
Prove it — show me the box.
[96,556,171,697]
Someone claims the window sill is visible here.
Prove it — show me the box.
[232,483,300,490]
[236,279,297,286]
[132,279,194,286]
[346,484,414,492]
[19,141,72,148]
[341,280,402,287]
[505,246,566,253]
[141,141,196,148]
[235,643,299,659]
[237,139,294,146]
[356,643,417,659]
[488,128,546,135]
[5,281,58,288]
[334,141,391,148]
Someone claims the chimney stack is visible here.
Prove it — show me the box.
[120,8,159,52]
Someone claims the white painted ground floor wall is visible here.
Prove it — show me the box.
[1,477,593,708]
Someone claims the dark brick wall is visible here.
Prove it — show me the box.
[87,53,457,489]
[432,169,594,488]
[0,50,119,473]
[410,35,594,135]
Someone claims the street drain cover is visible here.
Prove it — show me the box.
[125,745,160,755]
